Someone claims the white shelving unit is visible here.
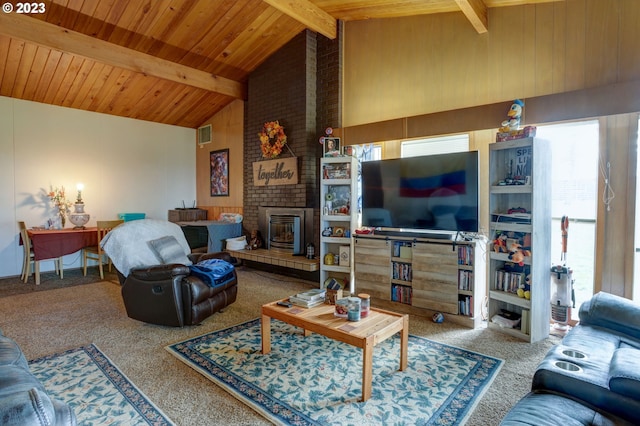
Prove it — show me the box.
[319,156,359,294]
[487,137,551,342]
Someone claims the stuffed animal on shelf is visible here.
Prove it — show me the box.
[493,234,508,253]
[517,274,532,299]
[246,229,264,250]
[508,242,531,267]
[499,99,524,133]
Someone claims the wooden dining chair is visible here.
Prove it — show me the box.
[83,220,124,279]
[18,221,62,284]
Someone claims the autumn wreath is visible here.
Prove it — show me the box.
[259,121,287,158]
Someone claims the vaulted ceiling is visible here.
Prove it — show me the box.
[0,0,560,129]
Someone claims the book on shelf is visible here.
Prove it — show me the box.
[288,296,325,308]
[458,270,474,290]
[521,309,530,335]
[457,245,473,266]
[391,283,412,305]
[295,289,326,301]
[458,295,474,317]
[392,261,412,281]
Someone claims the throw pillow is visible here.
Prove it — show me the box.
[148,236,192,265]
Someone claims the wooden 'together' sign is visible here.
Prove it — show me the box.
[253,157,298,186]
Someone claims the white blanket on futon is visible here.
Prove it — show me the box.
[101,219,191,277]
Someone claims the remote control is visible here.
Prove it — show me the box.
[277,301,292,308]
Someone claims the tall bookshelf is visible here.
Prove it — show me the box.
[319,156,359,294]
[354,234,486,329]
[487,137,551,342]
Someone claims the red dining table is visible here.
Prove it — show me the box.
[26,227,98,285]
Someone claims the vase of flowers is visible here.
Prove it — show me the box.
[48,186,73,228]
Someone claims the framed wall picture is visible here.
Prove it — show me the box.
[323,137,341,157]
[210,149,229,196]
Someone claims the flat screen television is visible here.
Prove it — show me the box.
[360,151,479,234]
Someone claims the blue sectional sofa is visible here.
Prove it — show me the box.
[502,292,640,425]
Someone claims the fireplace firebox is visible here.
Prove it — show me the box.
[258,207,313,255]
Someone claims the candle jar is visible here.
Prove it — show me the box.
[347,297,361,321]
[324,253,334,265]
[358,293,371,318]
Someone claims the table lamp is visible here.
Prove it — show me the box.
[69,183,90,229]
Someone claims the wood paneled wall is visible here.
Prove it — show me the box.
[196,99,244,214]
[595,114,638,299]
[343,0,640,128]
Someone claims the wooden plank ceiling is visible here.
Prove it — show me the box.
[0,0,561,128]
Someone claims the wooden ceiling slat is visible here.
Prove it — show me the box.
[132,79,184,123]
[1,39,25,97]
[145,85,195,124]
[74,0,117,35]
[56,0,87,29]
[44,0,71,25]
[11,42,38,98]
[173,90,219,125]
[137,1,197,58]
[90,69,132,112]
[70,0,101,33]
[128,78,175,122]
[185,0,267,72]
[175,92,229,128]
[21,46,51,100]
[0,36,10,87]
[53,55,86,105]
[67,60,104,108]
[94,0,130,41]
[110,1,172,50]
[76,63,113,110]
[83,65,122,111]
[215,8,304,72]
[107,72,160,118]
[42,52,74,104]
[60,57,94,107]
[151,1,228,60]
[105,1,151,46]
[32,49,63,102]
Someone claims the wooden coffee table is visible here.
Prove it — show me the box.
[261,299,409,402]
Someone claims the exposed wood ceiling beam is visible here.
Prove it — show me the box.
[0,13,247,100]
[263,0,337,39]
[455,0,488,33]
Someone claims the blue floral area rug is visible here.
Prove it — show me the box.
[29,344,174,426]
[166,319,503,425]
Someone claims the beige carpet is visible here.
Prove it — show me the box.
[0,267,560,425]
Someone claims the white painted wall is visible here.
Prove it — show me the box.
[0,96,196,278]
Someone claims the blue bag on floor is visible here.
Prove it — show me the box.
[188,258,235,288]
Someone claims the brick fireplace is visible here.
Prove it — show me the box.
[242,26,343,266]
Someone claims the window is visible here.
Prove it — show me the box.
[536,120,599,320]
[359,144,382,162]
[401,134,469,158]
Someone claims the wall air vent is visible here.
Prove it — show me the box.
[197,124,212,147]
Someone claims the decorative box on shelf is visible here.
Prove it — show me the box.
[322,162,351,179]
[496,125,537,142]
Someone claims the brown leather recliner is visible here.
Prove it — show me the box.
[118,252,237,327]
[101,219,238,327]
